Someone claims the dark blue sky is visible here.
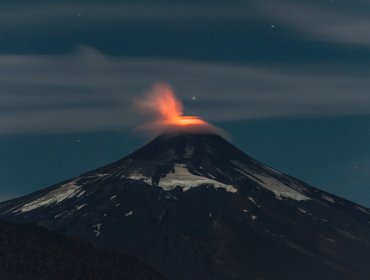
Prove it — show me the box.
[0,0,369,206]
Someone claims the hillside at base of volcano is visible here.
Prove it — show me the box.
[0,219,164,280]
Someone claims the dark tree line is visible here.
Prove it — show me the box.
[0,220,164,280]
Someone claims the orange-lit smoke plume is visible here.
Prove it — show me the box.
[135,83,221,135]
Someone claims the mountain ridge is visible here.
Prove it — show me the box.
[1,133,370,280]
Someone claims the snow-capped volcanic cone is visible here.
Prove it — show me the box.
[1,132,370,280]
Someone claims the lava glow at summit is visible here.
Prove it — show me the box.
[135,83,219,134]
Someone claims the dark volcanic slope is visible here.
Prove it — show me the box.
[0,220,164,280]
[1,133,370,280]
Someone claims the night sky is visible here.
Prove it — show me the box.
[1,0,370,206]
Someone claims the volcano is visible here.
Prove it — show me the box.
[1,132,370,280]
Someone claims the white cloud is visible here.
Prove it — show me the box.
[252,0,370,46]
[1,46,370,134]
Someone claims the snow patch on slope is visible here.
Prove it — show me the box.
[356,206,370,215]
[248,197,258,205]
[125,210,133,216]
[14,181,83,213]
[253,174,310,201]
[321,194,335,203]
[93,223,102,237]
[75,204,87,210]
[127,173,152,184]
[231,160,310,201]
[159,164,237,193]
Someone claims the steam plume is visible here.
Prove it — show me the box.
[134,83,222,136]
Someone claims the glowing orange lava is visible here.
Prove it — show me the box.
[169,116,206,126]
[135,83,208,129]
